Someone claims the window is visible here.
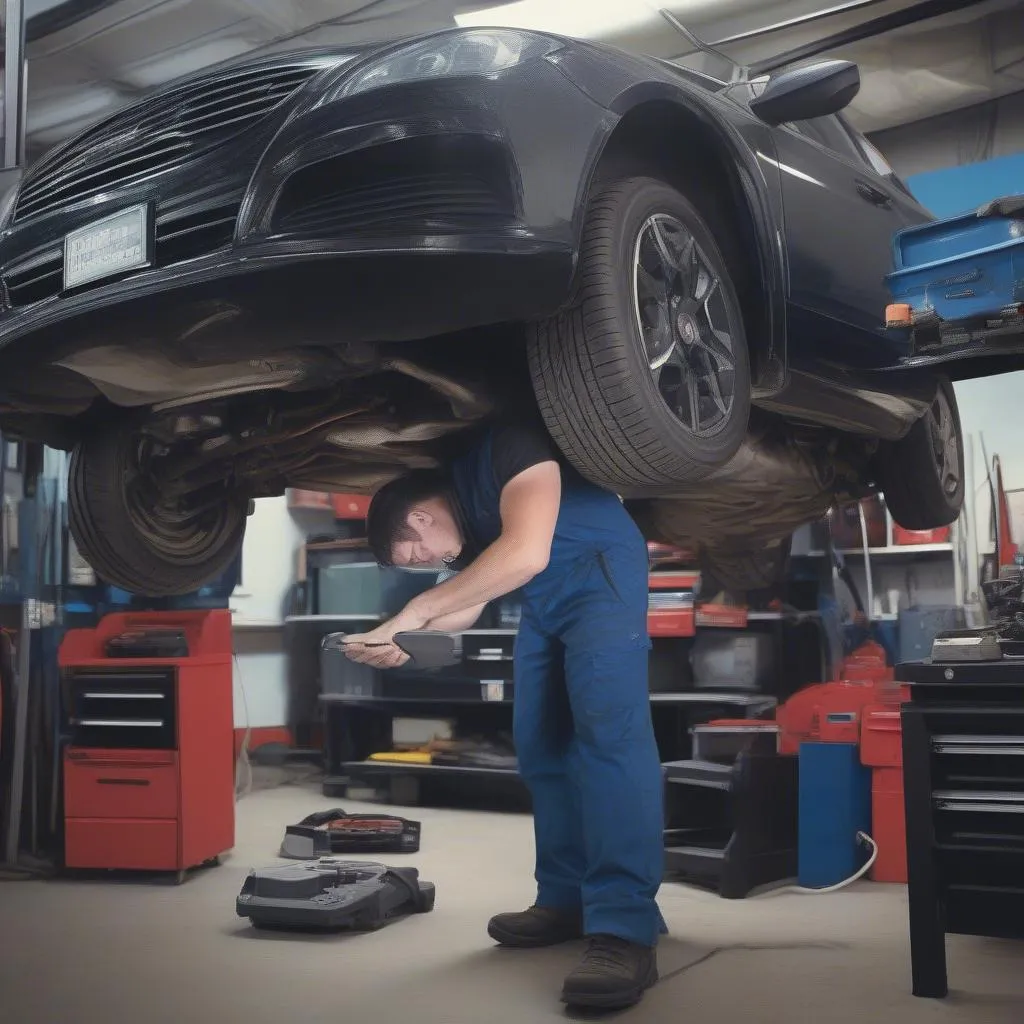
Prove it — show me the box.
[791,117,864,164]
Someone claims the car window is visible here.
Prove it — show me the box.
[837,115,916,197]
[791,116,864,164]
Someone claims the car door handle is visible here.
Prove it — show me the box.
[855,179,893,209]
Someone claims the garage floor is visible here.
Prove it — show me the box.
[2,782,1022,1024]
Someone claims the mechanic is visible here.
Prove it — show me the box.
[342,415,665,1010]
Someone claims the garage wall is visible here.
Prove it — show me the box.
[230,496,305,730]
[871,88,1024,178]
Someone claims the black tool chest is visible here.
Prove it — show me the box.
[899,658,1024,998]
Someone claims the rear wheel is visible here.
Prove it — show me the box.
[874,379,964,530]
[68,427,248,596]
[528,176,750,496]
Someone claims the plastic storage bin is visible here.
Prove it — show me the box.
[798,742,872,888]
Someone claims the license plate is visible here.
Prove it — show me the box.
[64,205,149,290]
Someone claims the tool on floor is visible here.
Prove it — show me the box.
[280,808,421,859]
[236,860,435,931]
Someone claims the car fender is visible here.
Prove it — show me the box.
[565,73,788,394]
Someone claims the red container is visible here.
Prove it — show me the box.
[830,496,887,549]
[892,524,950,546]
[862,705,903,767]
[332,493,371,520]
[870,767,907,883]
[647,608,695,638]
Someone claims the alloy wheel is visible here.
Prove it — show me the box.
[631,213,737,438]
[928,388,960,498]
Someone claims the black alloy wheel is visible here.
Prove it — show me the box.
[529,176,751,496]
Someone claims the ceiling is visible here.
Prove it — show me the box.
[10,0,1024,160]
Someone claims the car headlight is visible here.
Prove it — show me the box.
[336,29,563,99]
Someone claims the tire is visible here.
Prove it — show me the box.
[874,378,964,531]
[700,537,792,594]
[528,175,751,496]
[68,427,248,597]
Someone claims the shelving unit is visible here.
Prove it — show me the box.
[321,602,823,823]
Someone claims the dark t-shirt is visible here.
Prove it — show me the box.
[490,418,560,491]
[444,417,560,573]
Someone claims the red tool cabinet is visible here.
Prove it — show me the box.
[59,610,235,878]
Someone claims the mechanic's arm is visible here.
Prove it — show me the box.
[342,462,559,667]
[405,461,560,623]
[422,606,486,632]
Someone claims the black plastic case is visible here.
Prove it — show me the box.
[236,860,435,931]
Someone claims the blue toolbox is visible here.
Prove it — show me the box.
[885,195,1024,350]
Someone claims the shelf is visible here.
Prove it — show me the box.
[803,544,953,559]
[343,760,519,779]
[648,691,777,708]
[285,614,384,624]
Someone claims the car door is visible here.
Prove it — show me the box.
[769,113,929,372]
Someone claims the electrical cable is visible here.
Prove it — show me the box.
[750,831,878,897]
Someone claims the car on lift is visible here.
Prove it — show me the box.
[0,26,970,596]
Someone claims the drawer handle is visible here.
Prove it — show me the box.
[96,778,151,787]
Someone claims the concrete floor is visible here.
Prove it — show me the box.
[2,781,1022,1024]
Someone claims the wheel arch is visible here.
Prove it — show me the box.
[573,86,786,395]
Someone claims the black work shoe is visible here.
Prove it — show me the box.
[487,905,584,948]
[561,934,658,1009]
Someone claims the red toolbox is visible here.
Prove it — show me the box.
[59,610,235,878]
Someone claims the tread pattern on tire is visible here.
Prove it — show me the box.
[68,431,247,597]
[528,176,750,493]
[874,379,964,532]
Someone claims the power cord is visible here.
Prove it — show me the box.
[751,831,878,897]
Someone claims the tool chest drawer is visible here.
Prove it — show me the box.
[64,818,179,872]
[66,670,176,750]
[932,791,1024,847]
[931,735,1024,792]
[64,755,179,820]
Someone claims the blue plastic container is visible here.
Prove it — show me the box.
[798,742,872,888]
[886,198,1024,323]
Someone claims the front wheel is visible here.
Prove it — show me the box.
[874,379,964,531]
[528,175,751,496]
[68,428,248,597]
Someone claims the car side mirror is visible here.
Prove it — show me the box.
[750,60,860,127]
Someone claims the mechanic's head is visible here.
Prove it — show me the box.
[367,470,464,570]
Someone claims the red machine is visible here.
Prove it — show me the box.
[776,643,907,755]
[59,610,235,879]
[861,705,908,883]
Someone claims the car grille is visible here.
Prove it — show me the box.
[2,199,242,308]
[273,136,517,237]
[14,60,325,222]
[276,171,513,236]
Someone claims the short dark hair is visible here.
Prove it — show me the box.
[366,469,450,566]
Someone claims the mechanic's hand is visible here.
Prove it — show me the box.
[342,640,410,670]
[342,607,428,669]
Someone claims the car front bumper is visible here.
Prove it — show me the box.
[0,53,608,365]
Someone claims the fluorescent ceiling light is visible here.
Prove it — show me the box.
[455,0,652,37]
